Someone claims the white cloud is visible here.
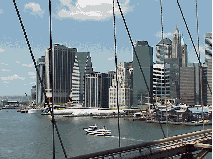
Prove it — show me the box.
[28,72,36,75]
[3,81,9,84]
[5,64,8,65]
[24,3,45,18]
[155,31,172,39]
[55,0,134,20]
[22,63,34,67]
[0,9,3,14]
[30,76,36,79]
[29,82,36,85]
[2,69,10,72]
[0,48,5,52]
[1,74,25,81]
[1,63,4,64]
[108,57,115,60]
[16,61,20,63]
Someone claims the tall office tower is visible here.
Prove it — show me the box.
[181,34,188,67]
[133,41,153,106]
[205,33,212,106]
[36,56,46,104]
[109,62,133,109]
[165,58,180,102]
[85,72,113,108]
[172,26,182,66]
[31,85,36,101]
[45,44,76,104]
[180,67,195,105]
[153,64,170,103]
[70,52,93,106]
[156,38,172,64]
[192,63,202,105]
[71,56,80,105]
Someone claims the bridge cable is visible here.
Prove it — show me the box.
[113,0,121,147]
[13,0,48,106]
[159,0,167,139]
[13,1,67,158]
[49,1,67,158]
[176,0,212,96]
[116,0,166,138]
[116,0,151,98]
[48,1,56,158]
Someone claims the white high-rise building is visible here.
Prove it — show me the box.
[153,64,170,102]
[71,56,80,105]
[109,62,133,109]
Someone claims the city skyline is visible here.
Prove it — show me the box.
[0,0,212,96]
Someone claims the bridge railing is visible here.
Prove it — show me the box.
[69,129,212,159]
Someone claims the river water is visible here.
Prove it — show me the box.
[0,109,212,158]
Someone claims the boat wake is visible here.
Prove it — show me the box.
[108,136,143,142]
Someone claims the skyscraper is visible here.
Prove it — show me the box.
[36,56,46,105]
[204,32,212,105]
[133,41,153,106]
[172,26,182,62]
[153,64,170,102]
[70,52,93,106]
[109,62,133,109]
[85,72,113,108]
[156,38,172,64]
[181,34,188,67]
[45,44,76,104]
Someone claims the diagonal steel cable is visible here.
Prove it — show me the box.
[116,0,151,98]
[13,0,48,104]
[13,1,67,158]
[176,0,212,96]
[113,0,121,148]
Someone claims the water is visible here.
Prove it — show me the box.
[0,109,212,158]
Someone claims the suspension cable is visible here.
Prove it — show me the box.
[160,0,167,138]
[113,0,121,148]
[13,1,67,158]
[116,0,151,98]
[48,0,56,158]
[13,0,47,104]
[176,0,212,96]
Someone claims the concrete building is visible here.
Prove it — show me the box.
[31,85,36,101]
[85,72,113,108]
[192,63,202,105]
[156,38,172,64]
[36,56,46,105]
[153,64,170,102]
[133,41,153,106]
[45,44,76,104]
[180,67,195,106]
[181,34,188,67]
[70,52,93,106]
[205,33,212,106]
[71,56,81,105]
[172,26,182,67]
[109,62,133,109]
[165,58,180,101]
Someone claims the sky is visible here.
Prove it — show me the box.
[0,0,212,96]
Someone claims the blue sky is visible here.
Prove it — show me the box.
[0,0,212,96]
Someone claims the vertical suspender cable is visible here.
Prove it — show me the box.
[195,0,204,131]
[113,0,120,148]
[49,0,55,158]
[160,0,168,138]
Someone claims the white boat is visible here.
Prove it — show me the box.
[95,128,111,136]
[84,125,111,136]
[83,125,98,134]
